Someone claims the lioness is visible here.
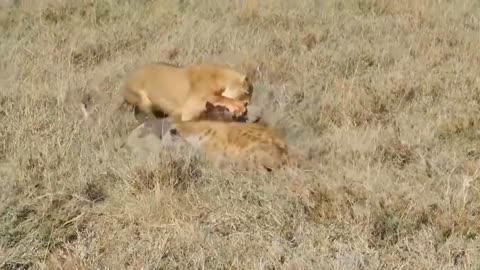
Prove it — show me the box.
[121,62,254,122]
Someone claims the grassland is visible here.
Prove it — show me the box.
[1,0,480,269]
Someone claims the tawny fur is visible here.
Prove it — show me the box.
[166,119,293,172]
[121,62,254,122]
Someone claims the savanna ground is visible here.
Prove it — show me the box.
[1,0,480,269]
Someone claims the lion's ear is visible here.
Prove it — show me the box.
[242,74,249,83]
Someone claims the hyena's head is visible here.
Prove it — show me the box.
[167,121,211,150]
[201,102,249,122]
[140,117,186,148]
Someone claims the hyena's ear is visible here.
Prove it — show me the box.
[144,118,173,139]
[205,101,215,111]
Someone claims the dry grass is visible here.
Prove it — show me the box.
[1,0,480,269]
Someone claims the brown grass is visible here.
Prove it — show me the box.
[1,0,480,269]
